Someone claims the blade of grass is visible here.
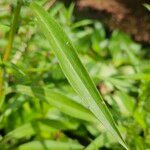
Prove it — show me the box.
[85,134,104,150]
[0,0,23,109]
[114,91,135,116]
[30,3,128,149]
[143,3,150,11]
[18,140,84,150]
[8,85,96,123]
[71,20,93,29]
[2,119,78,141]
[85,133,116,150]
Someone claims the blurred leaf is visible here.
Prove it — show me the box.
[143,3,150,11]
[3,122,36,140]
[67,3,75,25]
[8,85,96,123]
[91,22,106,52]
[2,118,78,141]
[109,30,141,66]
[49,3,63,17]
[85,133,116,150]
[119,73,150,81]
[134,109,146,129]
[114,91,135,116]
[85,134,104,150]
[0,24,10,32]
[0,96,26,123]
[71,20,93,29]
[18,140,84,150]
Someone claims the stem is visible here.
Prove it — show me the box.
[3,0,23,61]
[0,0,23,109]
[0,68,5,108]
[44,0,56,11]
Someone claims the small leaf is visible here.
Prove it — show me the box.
[114,91,135,116]
[85,133,116,150]
[71,20,92,29]
[0,24,10,32]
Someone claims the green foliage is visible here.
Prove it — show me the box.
[30,2,126,149]
[0,0,150,150]
[143,3,150,11]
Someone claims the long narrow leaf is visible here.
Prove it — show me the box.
[85,134,114,150]
[18,140,84,150]
[9,85,96,123]
[2,119,78,141]
[30,3,127,149]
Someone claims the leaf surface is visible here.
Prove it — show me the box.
[9,85,96,123]
[30,3,127,149]
[18,140,84,150]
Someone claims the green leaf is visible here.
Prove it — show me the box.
[8,85,96,123]
[85,133,116,150]
[0,24,10,32]
[114,91,135,116]
[30,3,128,149]
[118,73,150,81]
[71,19,92,29]
[67,3,75,24]
[18,140,84,150]
[2,119,78,141]
[3,123,35,140]
[49,3,63,17]
[143,3,150,11]
[85,135,104,150]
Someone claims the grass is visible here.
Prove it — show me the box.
[0,0,150,150]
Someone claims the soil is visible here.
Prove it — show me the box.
[76,0,150,43]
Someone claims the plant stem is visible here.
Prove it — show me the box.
[0,0,23,109]
[0,68,5,108]
[3,0,23,61]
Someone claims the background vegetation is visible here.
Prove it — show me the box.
[0,0,150,150]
